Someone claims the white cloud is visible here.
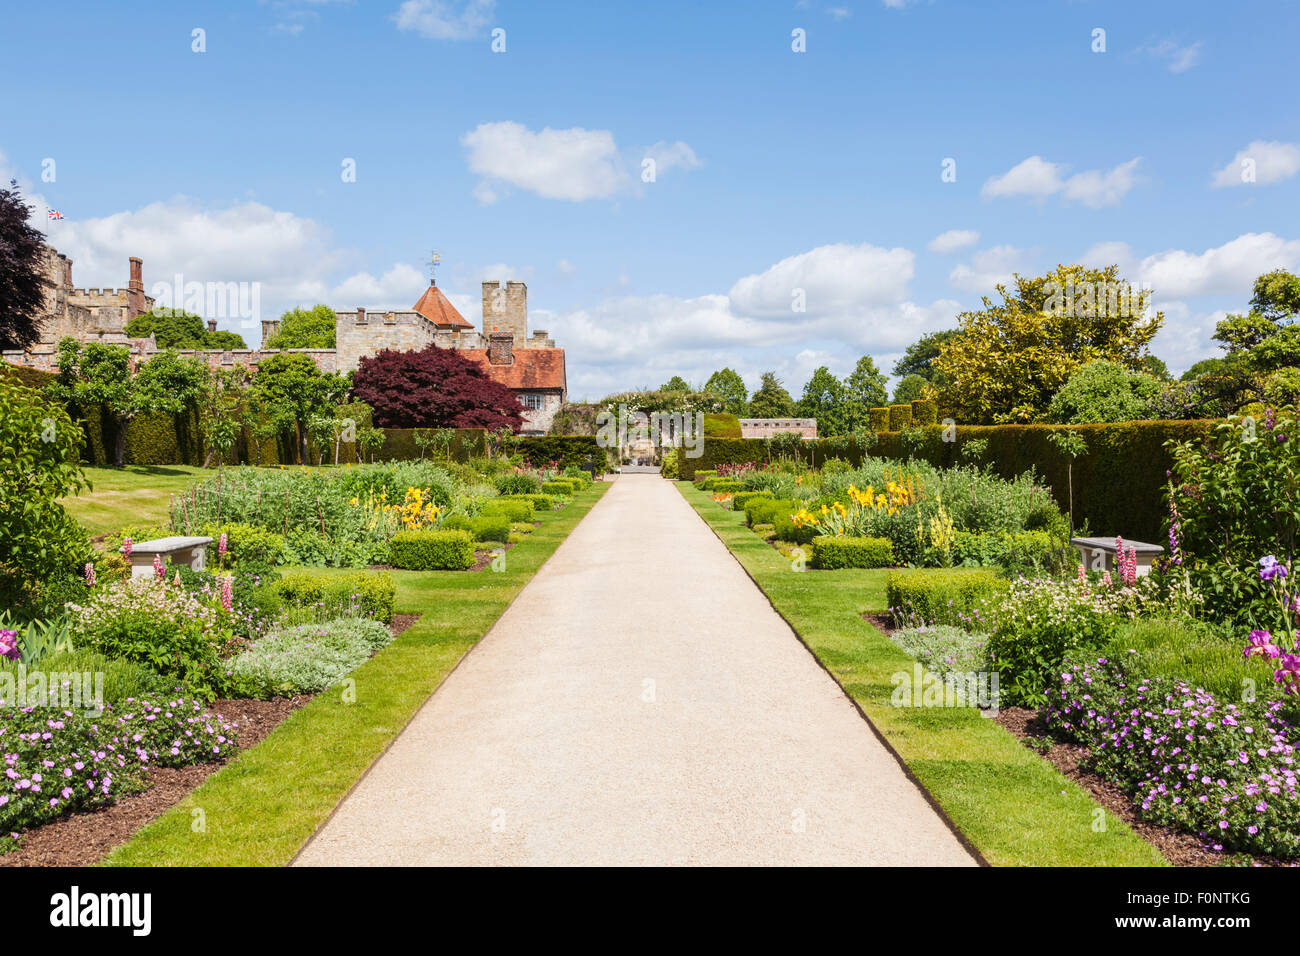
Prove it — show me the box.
[728,242,914,319]
[1142,39,1203,73]
[461,121,698,203]
[1079,241,1139,279]
[982,155,1140,207]
[1138,232,1300,299]
[557,258,577,274]
[330,263,427,308]
[1212,140,1300,187]
[392,0,495,40]
[928,229,979,254]
[948,245,1026,293]
[826,7,852,19]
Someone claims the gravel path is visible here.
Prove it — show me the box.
[293,475,977,866]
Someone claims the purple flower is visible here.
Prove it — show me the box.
[0,630,19,663]
[1245,630,1282,660]
[1260,555,1288,581]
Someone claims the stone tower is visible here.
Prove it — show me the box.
[481,280,527,345]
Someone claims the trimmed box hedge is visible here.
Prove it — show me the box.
[773,511,818,545]
[744,496,797,527]
[441,514,512,543]
[708,479,743,493]
[540,480,576,496]
[884,567,1006,628]
[888,404,913,431]
[910,398,938,426]
[272,569,396,623]
[869,407,890,432]
[502,493,556,512]
[810,535,894,569]
[729,490,773,511]
[481,499,535,522]
[389,529,476,570]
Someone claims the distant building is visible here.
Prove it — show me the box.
[5,247,567,435]
[740,418,818,439]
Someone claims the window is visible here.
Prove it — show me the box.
[519,392,544,411]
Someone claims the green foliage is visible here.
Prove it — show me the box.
[660,375,691,392]
[0,371,90,617]
[729,490,773,511]
[272,569,396,623]
[1208,270,1300,408]
[811,535,893,569]
[0,647,184,705]
[868,407,890,431]
[702,413,742,439]
[747,371,797,418]
[481,498,535,522]
[798,366,850,435]
[249,353,348,464]
[509,435,604,472]
[707,478,743,493]
[845,355,889,420]
[264,304,337,349]
[125,308,247,349]
[888,404,913,431]
[886,568,1006,628]
[1100,616,1275,705]
[910,399,938,426]
[494,472,540,496]
[893,374,928,404]
[202,522,289,571]
[540,480,574,496]
[1048,360,1161,423]
[893,329,961,381]
[442,514,512,543]
[388,529,475,570]
[744,496,797,527]
[502,493,555,512]
[703,367,749,414]
[229,617,393,698]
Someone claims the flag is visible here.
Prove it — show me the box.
[47,209,64,221]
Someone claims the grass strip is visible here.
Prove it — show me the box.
[678,483,1166,867]
[102,483,609,866]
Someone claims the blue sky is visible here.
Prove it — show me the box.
[3,0,1298,399]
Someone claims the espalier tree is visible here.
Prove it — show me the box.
[932,264,1163,424]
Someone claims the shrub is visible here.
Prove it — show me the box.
[561,466,591,488]
[811,535,894,569]
[442,514,512,543]
[502,493,555,513]
[389,529,475,570]
[202,522,290,571]
[887,625,988,682]
[886,568,1006,629]
[0,648,186,707]
[773,511,819,545]
[869,407,890,432]
[889,404,913,431]
[65,579,229,697]
[745,497,797,528]
[540,480,574,496]
[272,569,396,623]
[1044,656,1300,858]
[708,479,743,494]
[494,472,541,496]
[910,399,938,426]
[481,499,535,522]
[730,490,773,511]
[229,617,393,698]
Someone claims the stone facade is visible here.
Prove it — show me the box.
[739,418,819,439]
[31,246,156,348]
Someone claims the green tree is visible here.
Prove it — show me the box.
[1046,430,1087,534]
[932,264,1163,424]
[1047,360,1162,424]
[797,366,849,435]
[1210,269,1300,407]
[249,353,348,463]
[660,375,691,392]
[703,368,749,415]
[265,305,338,349]
[50,340,207,468]
[893,373,928,404]
[893,329,960,381]
[747,372,797,418]
[198,365,250,473]
[845,356,889,407]
[0,369,89,616]
[125,308,248,350]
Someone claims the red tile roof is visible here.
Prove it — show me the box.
[463,347,567,393]
[412,283,473,329]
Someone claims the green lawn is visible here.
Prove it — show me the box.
[679,482,1167,867]
[101,482,609,867]
[62,465,214,537]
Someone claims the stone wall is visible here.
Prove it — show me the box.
[333,308,484,373]
[482,280,528,344]
[739,418,819,439]
[520,390,564,436]
[3,347,339,375]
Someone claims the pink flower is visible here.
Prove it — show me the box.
[220,575,233,613]
[84,562,96,587]
[122,536,133,559]
[153,554,165,580]
[0,629,19,662]
[218,532,228,560]
[1244,629,1282,660]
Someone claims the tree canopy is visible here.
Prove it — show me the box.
[1047,360,1162,424]
[703,367,749,414]
[892,329,960,382]
[747,371,797,418]
[265,305,337,349]
[659,375,691,392]
[1210,269,1300,407]
[0,180,52,351]
[250,353,349,462]
[125,308,247,350]
[351,345,524,431]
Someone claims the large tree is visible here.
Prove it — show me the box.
[125,308,246,350]
[703,367,749,415]
[0,180,53,351]
[352,345,524,431]
[1210,269,1300,407]
[660,375,691,392]
[747,371,797,418]
[49,340,207,467]
[265,304,337,349]
[797,366,850,435]
[931,264,1163,424]
[892,329,960,382]
[250,352,349,463]
[1047,360,1162,424]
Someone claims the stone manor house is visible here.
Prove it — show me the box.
[3,246,568,435]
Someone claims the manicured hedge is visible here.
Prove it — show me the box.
[388,529,476,570]
[730,490,773,511]
[510,435,604,472]
[502,493,556,512]
[889,404,913,431]
[708,479,743,493]
[481,499,535,522]
[273,569,396,623]
[702,413,742,438]
[682,420,1214,542]
[885,568,1006,628]
[745,497,797,527]
[910,399,937,426]
[811,535,894,569]
[540,480,574,496]
[869,407,890,432]
[441,514,512,543]
[773,512,818,545]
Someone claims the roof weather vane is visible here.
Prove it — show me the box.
[429,251,441,286]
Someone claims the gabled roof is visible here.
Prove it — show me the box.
[412,283,473,329]
[463,348,567,393]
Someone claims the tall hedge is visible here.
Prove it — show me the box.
[910,399,937,426]
[889,404,913,431]
[509,435,605,471]
[680,420,1214,542]
[869,407,890,431]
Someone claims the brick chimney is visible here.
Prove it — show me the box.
[207,319,218,333]
[488,331,514,365]
[61,255,73,288]
[127,256,145,319]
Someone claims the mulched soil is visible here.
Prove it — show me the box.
[0,613,421,867]
[864,610,1297,867]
